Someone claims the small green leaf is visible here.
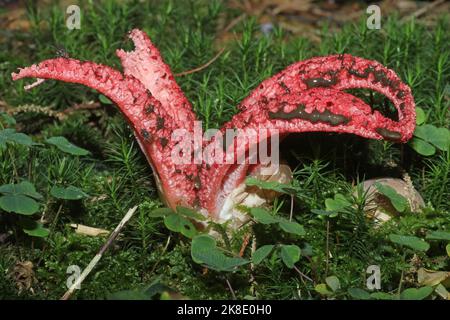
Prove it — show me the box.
[0,129,12,149]
[280,244,301,268]
[250,207,279,224]
[414,124,433,141]
[0,112,16,126]
[301,243,313,256]
[159,292,172,300]
[142,281,174,299]
[410,137,436,156]
[426,230,450,241]
[278,219,305,236]
[325,276,341,292]
[311,209,338,217]
[414,124,450,151]
[149,207,174,218]
[375,183,408,212]
[191,234,216,251]
[50,185,88,200]
[99,94,113,104]
[245,177,297,194]
[108,289,150,300]
[0,128,14,136]
[348,288,371,300]
[325,193,350,212]
[0,181,42,199]
[415,107,426,125]
[191,235,249,271]
[315,284,333,296]
[22,221,50,238]
[7,132,34,146]
[176,206,206,221]
[46,136,90,156]
[164,214,197,238]
[446,244,450,257]
[389,234,430,252]
[370,292,395,300]
[400,286,433,300]
[252,245,274,265]
[0,195,39,215]
[0,128,34,147]
[430,127,450,151]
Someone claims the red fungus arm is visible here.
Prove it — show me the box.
[12,58,198,210]
[116,29,196,130]
[199,89,385,216]
[239,54,415,142]
[199,55,416,217]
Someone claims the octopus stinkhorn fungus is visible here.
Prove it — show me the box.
[12,29,416,223]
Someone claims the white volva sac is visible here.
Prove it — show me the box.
[218,163,292,227]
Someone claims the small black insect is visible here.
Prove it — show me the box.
[52,44,70,58]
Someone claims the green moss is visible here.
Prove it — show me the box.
[0,0,448,299]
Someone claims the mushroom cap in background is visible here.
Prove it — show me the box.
[360,177,425,224]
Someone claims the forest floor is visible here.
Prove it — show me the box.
[0,0,449,300]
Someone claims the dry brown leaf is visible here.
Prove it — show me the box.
[417,268,450,287]
[270,0,313,15]
[89,194,108,203]
[70,224,110,237]
[435,284,450,300]
[10,261,36,294]
[395,0,419,11]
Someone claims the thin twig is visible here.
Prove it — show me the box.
[60,206,138,300]
[62,101,101,116]
[249,234,257,295]
[325,220,330,277]
[149,235,171,274]
[304,255,318,283]
[225,277,237,300]
[49,203,64,231]
[239,233,251,257]
[24,78,45,91]
[401,0,446,23]
[8,148,18,180]
[397,269,404,295]
[294,268,308,297]
[289,194,294,221]
[397,253,406,295]
[222,13,246,33]
[293,266,314,283]
[174,47,225,77]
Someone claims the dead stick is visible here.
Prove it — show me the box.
[293,266,314,283]
[62,101,101,116]
[289,194,294,221]
[222,13,246,33]
[24,78,45,91]
[325,220,330,277]
[60,205,138,300]
[174,47,225,77]
[225,277,237,300]
[239,233,251,257]
[401,0,446,23]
